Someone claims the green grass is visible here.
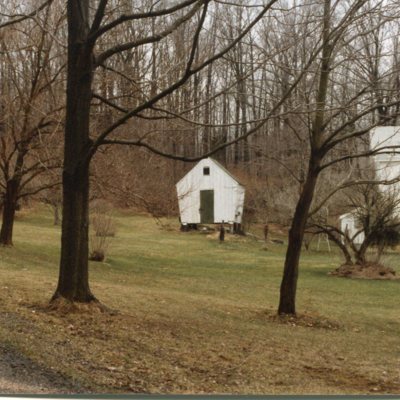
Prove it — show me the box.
[0,205,399,394]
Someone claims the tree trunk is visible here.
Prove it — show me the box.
[331,235,353,265]
[278,158,320,315]
[202,64,212,154]
[53,164,94,302]
[52,0,95,303]
[355,240,369,266]
[316,226,353,265]
[0,179,19,246]
[278,0,332,315]
[234,81,241,165]
[375,242,384,263]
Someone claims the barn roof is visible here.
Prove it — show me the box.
[339,208,361,220]
[176,157,244,187]
[209,158,244,186]
[339,212,354,220]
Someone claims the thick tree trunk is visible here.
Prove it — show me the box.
[52,0,95,303]
[53,165,94,302]
[0,179,19,246]
[278,158,320,315]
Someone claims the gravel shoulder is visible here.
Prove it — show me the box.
[0,343,87,394]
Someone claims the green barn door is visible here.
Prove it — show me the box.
[200,190,214,223]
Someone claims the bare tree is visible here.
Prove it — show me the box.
[53,0,286,303]
[277,0,400,314]
[0,2,64,245]
[311,184,400,266]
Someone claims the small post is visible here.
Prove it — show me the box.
[263,223,269,250]
[219,221,225,242]
[263,223,269,244]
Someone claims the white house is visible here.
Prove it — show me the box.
[176,158,245,227]
[370,126,400,193]
[339,126,400,244]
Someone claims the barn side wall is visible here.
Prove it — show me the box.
[176,178,201,224]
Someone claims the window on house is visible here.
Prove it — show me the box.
[203,167,210,175]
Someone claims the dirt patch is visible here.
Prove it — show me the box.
[206,231,247,242]
[329,263,398,280]
[264,311,341,330]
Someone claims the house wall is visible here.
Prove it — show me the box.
[375,160,400,193]
[338,127,400,247]
[370,127,400,153]
[176,158,245,224]
[371,126,400,194]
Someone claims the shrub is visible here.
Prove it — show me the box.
[89,200,116,262]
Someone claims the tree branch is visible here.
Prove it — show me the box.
[0,0,53,29]
[89,0,200,41]
[95,1,204,66]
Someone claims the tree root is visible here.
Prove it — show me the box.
[47,296,118,315]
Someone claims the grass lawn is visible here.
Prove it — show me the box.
[0,205,399,394]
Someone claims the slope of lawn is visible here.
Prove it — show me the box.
[0,205,399,394]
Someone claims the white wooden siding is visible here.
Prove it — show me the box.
[370,126,400,194]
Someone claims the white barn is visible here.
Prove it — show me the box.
[176,158,245,227]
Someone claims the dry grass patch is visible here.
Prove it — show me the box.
[0,207,399,394]
[0,282,399,394]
